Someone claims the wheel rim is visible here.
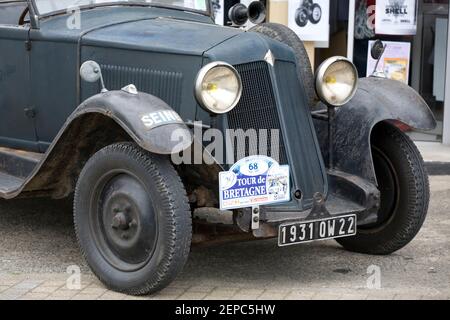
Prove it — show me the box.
[296,9,308,26]
[300,11,308,22]
[90,171,157,272]
[362,146,400,230]
[312,7,321,21]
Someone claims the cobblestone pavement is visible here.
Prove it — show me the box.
[1,176,450,300]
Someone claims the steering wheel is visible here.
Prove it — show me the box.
[18,6,29,25]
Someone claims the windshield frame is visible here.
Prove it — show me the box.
[29,0,213,20]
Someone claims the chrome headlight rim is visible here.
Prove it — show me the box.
[194,61,243,114]
[315,56,358,107]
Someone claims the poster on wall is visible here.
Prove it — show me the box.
[211,0,225,25]
[375,0,417,35]
[354,0,376,40]
[288,0,330,43]
[366,40,411,83]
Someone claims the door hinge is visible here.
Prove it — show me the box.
[25,40,32,51]
[24,107,36,118]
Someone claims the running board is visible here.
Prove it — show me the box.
[0,147,43,194]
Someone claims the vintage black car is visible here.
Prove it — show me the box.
[0,0,436,295]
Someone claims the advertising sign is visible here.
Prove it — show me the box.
[219,156,290,210]
[288,0,330,43]
[375,0,417,35]
[366,40,411,83]
[354,0,376,40]
[212,0,225,25]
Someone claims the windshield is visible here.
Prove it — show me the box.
[33,0,209,16]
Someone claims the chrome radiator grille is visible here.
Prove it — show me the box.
[226,60,326,209]
[226,62,288,164]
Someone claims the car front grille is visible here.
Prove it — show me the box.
[226,60,327,210]
[226,61,288,165]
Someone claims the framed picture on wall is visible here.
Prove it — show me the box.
[375,0,418,35]
[366,40,411,83]
[288,0,330,43]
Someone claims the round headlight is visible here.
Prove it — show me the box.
[195,62,242,114]
[315,56,358,107]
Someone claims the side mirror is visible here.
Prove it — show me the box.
[80,60,107,93]
[371,39,385,60]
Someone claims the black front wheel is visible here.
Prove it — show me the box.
[336,123,430,255]
[74,142,191,295]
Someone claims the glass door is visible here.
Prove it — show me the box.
[410,0,449,141]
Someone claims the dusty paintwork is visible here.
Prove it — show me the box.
[314,77,436,185]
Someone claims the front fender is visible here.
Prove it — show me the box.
[76,90,193,154]
[4,90,192,199]
[315,77,436,185]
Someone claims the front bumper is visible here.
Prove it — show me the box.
[239,170,380,238]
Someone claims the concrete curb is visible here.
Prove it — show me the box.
[425,162,450,176]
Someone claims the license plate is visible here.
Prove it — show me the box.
[278,214,357,246]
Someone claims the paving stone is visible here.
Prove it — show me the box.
[32,286,60,294]
[284,292,315,300]
[177,291,208,300]
[41,280,66,288]
[148,294,180,300]
[0,279,22,286]
[13,280,43,290]
[155,287,186,298]
[46,289,78,299]
[421,294,449,300]
[19,293,50,300]
[394,294,424,300]
[312,292,343,300]
[257,290,289,300]
[366,292,396,300]
[80,287,107,295]
[124,295,150,300]
[0,285,11,293]
[340,293,369,300]
[232,289,264,300]
[168,281,194,289]
[186,286,215,293]
[0,290,28,300]
[71,293,104,300]
[204,288,239,300]
[97,292,128,300]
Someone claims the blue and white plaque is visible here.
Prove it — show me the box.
[219,155,290,210]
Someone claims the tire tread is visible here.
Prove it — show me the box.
[336,124,429,255]
[74,142,191,295]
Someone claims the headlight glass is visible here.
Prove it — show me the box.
[195,62,242,114]
[315,57,358,107]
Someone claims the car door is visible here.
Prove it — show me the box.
[0,0,37,151]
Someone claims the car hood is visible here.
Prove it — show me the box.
[81,17,242,55]
[203,31,297,66]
